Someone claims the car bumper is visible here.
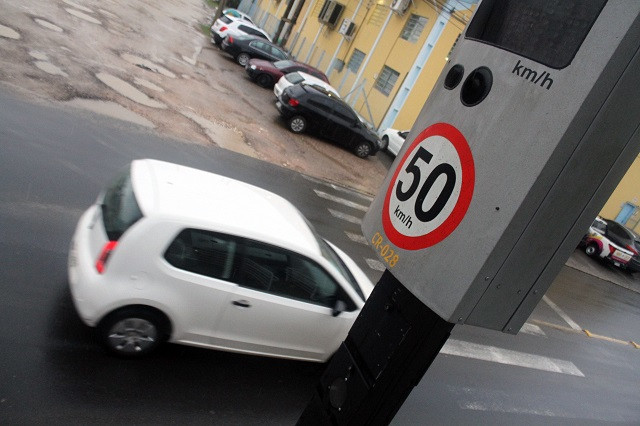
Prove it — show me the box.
[211,32,224,45]
[245,65,259,79]
[68,206,109,327]
[275,99,295,118]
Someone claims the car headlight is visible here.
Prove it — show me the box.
[250,65,256,70]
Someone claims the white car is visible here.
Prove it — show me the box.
[581,216,636,268]
[68,159,373,361]
[379,128,409,156]
[274,71,340,99]
[211,15,271,45]
[218,8,254,24]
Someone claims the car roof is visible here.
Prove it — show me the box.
[228,20,270,38]
[294,72,338,95]
[130,159,321,255]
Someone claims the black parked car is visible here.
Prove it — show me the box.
[221,34,290,66]
[275,84,381,158]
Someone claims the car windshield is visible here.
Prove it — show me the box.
[285,72,304,84]
[274,60,296,70]
[591,219,606,234]
[100,167,143,241]
[300,216,364,300]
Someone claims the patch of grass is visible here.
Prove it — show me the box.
[199,23,211,36]
[204,0,218,8]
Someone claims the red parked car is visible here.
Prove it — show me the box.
[245,59,329,88]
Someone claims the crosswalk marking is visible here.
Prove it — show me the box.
[302,174,374,202]
[328,208,362,225]
[314,190,369,212]
[345,231,368,245]
[543,295,582,331]
[441,339,584,377]
[365,258,386,272]
[520,323,546,337]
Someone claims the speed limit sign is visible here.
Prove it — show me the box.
[382,123,475,250]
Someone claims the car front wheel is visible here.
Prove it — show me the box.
[98,307,169,357]
[288,116,306,133]
[381,135,389,151]
[585,243,600,257]
[354,141,372,158]
[256,74,273,88]
[237,53,250,66]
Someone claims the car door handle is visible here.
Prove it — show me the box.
[232,300,251,308]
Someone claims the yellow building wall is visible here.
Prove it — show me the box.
[600,155,640,231]
[268,0,475,128]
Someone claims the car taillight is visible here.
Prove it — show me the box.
[609,244,616,254]
[288,98,299,107]
[96,241,118,274]
[626,244,639,255]
[227,35,233,43]
[220,26,228,32]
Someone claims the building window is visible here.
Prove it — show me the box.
[401,14,428,43]
[375,66,400,96]
[347,49,365,73]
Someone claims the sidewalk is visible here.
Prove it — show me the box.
[565,248,640,294]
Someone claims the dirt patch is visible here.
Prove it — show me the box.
[65,98,156,128]
[0,0,387,196]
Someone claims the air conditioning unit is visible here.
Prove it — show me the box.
[338,18,356,37]
[318,0,345,28]
[390,0,410,15]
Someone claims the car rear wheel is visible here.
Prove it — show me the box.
[98,307,169,357]
[585,243,600,257]
[381,135,389,151]
[288,116,306,133]
[354,141,372,158]
[237,53,250,66]
[256,74,273,88]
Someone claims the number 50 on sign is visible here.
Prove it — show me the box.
[382,123,475,250]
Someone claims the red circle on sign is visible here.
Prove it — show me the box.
[382,122,475,250]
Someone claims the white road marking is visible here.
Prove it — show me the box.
[441,339,584,377]
[302,174,374,202]
[365,258,386,272]
[520,323,546,337]
[543,295,582,331]
[314,190,369,211]
[345,231,368,245]
[328,208,362,225]
[452,386,623,422]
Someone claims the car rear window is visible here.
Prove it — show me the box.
[220,15,232,24]
[101,168,143,241]
[240,26,267,39]
[285,72,304,84]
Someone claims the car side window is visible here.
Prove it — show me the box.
[237,239,343,308]
[308,97,333,113]
[164,229,237,281]
[250,40,264,50]
[272,47,288,60]
[333,104,357,123]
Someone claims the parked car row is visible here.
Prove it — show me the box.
[210,9,270,45]
[581,216,640,272]
[211,11,382,158]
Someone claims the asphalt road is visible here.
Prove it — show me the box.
[1,89,639,424]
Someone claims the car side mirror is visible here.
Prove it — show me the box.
[332,299,348,317]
